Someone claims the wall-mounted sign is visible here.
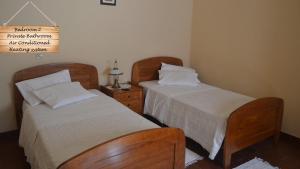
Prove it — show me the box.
[0,26,59,53]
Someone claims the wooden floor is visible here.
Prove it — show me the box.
[187,133,300,169]
[0,131,300,169]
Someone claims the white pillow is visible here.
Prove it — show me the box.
[161,63,196,73]
[158,70,200,87]
[16,70,71,106]
[33,82,97,109]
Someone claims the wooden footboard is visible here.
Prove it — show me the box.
[223,97,284,169]
[59,128,185,169]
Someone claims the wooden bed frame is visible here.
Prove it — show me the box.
[13,63,185,169]
[131,56,284,169]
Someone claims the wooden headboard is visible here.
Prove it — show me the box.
[131,56,183,85]
[13,63,99,128]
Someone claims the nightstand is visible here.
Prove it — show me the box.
[100,85,144,114]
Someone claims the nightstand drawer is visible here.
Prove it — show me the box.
[120,100,142,113]
[114,91,141,102]
[100,85,144,114]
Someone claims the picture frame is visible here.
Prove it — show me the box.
[100,0,116,6]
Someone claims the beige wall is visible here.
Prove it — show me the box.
[0,0,193,133]
[2,0,299,138]
[191,0,300,138]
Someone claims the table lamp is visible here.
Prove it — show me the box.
[109,60,123,88]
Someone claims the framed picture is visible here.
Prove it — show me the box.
[100,0,116,6]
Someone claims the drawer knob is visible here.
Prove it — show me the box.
[127,104,131,107]
[128,95,131,98]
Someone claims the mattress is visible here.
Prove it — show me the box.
[140,81,254,159]
[19,89,159,169]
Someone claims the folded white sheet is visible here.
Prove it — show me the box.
[158,70,200,86]
[33,82,97,109]
[140,80,254,159]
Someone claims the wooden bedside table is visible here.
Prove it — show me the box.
[100,85,144,114]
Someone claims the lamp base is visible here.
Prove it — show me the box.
[112,79,121,88]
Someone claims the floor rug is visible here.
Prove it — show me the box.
[185,148,203,167]
[234,157,279,169]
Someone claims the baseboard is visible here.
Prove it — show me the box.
[280,132,300,143]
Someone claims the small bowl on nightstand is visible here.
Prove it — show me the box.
[120,83,131,91]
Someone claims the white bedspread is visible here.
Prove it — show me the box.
[19,90,159,169]
[140,81,254,159]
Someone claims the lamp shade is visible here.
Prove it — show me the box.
[110,60,123,75]
[110,68,123,75]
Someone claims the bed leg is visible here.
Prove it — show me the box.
[223,150,232,169]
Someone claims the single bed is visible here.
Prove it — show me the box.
[131,56,284,169]
[14,63,185,169]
